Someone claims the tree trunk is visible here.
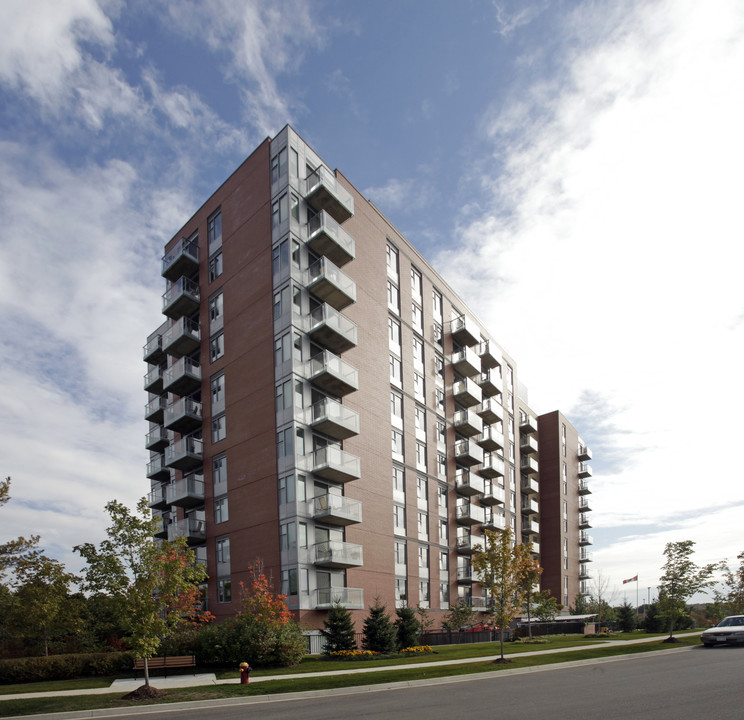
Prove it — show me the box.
[144,657,150,687]
[527,591,533,640]
[43,627,49,657]
[499,628,505,660]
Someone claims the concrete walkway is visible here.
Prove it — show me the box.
[0,633,700,702]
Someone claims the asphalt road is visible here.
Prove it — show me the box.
[13,645,744,720]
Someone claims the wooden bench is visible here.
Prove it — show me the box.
[133,655,196,678]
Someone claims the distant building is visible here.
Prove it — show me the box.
[143,125,593,628]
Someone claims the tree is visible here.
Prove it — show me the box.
[0,477,41,581]
[75,498,207,687]
[657,540,720,641]
[441,600,476,631]
[533,590,561,623]
[717,551,744,615]
[518,548,543,639]
[415,603,435,642]
[569,593,591,615]
[616,601,637,632]
[471,528,531,662]
[321,602,356,654]
[362,598,396,654]
[394,605,420,650]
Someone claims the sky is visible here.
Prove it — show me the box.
[1,0,742,606]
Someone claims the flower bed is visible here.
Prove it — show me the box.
[400,645,433,655]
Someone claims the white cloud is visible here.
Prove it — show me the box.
[437,0,744,588]
[364,176,433,213]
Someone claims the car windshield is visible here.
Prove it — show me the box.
[717,617,744,627]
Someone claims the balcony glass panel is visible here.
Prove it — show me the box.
[306,210,356,266]
[162,276,200,318]
[307,304,357,354]
[309,398,360,440]
[311,494,362,526]
[307,350,358,396]
[304,166,354,223]
[163,356,202,395]
[315,587,364,609]
[162,236,199,280]
[162,317,201,358]
[313,540,363,568]
[308,446,361,483]
[306,257,356,311]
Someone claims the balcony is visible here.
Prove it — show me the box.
[307,303,357,354]
[311,494,362,526]
[478,370,502,397]
[519,413,538,434]
[143,331,165,364]
[307,350,358,397]
[164,436,203,471]
[483,511,506,532]
[579,549,593,563]
[152,513,168,539]
[456,533,475,554]
[477,340,501,370]
[163,317,200,358]
[480,482,505,506]
[521,497,539,515]
[165,472,205,508]
[477,427,504,452]
[145,425,169,452]
[162,277,200,319]
[451,315,480,347]
[315,586,364,610]
[307,257,356,311]
[522,517,540,535]
[163,356,202,396]
[146,454,169,481]
[579,566,592,581]
[451,347,481,378]
[578,479,591,495]
[579,512,592,529]
[452,377,482,408]
[145,396,167,424]
[167,516,206,545]
[457,565,477,584]
[520,435,538,455]
[144,364,165,394]
[309,446,361,484]
[162,235,199,281]
[313,540,363,569]
[529,541,540,554]
[309,398,360,441]
[456,502,484,526]
[148,484,168,510]
[578,462,593,478]
[578,443,592,462]
[306,210,355,267]
[521,456,539,475]
[479,455,505,478]
[454,439,484,467]
[579,531,594,546]
[466,596,489,611]
[164,397,203,433]
[453,409,483,438]
[305,166,354,223]
[455,469,484,497]
[477,398,503,424]
[579,496,592,513]
[521,476,539,495]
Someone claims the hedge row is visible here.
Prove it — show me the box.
[0,651,133,684]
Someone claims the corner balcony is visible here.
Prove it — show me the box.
[306,210,355,267]
[162,236,199,282]
[309,398,359,441]
[163,317,200,358]
[529,541,541,555]
[578,443,592,461]
[165,472,205,508]
[143,329,166,364]
[145,396,167,424]
[451,347,481,378]
[456,502,484,526]
[148,484,168,510]
[478,340,502,370]
[477,427,504,452]
[144,364,164,394]
[480,482,505,506]
[308,446,361,484]
[478,370,502,397]
[456,533,475,554]
[453,409,483,438]
[522,516,540,535]
[305,165,354,223]
[579,566,592,581]
[307,257,356,311]
[519,413,538,434]
[521,496,539,515]
[307,350,358,397]
[578,462,593,478]
[311,493,362,526]
[578,479,591,495]
[579,496,592,513]
[479,455,505,478]
[145,425,169,452]
[152,513,169,539]
[520,435,538,455]
[455,469,484,497]
[164,436,203,471]
[164,397,203,433]
[146,454,170,481]
[454,439,484,468]
[307,303,357,354]
[521,456,539,476]
[579,512,592,529]
[163,356,202,396]
[579,531,593,546]
[521,476,539,495]
[313,540,363,569]
[452,377,482,408]
[579,549,593,563]
[315,587,364,610]
[483,511,506,532]
[451,315,480,347]
[167,516,206,545]
[162,276,200,319]
[477,398,503,424]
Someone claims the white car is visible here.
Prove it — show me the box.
[701,615,744,646]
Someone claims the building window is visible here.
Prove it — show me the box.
[394,504,406,534]
[395,540,407,566]
[216,536,230,565]
[440,549,449,571]
[278,474,296,505]
[419,580,430,606]
[418,545,429,569]
[212,414,226,443]
[279,522,297,550]
[272,194,288,229]
[390,355,402,387]
[391,390,403,426]
[418,511,429,540]
[387,280,400,313]
[436,420,446,446]
[412,303,423,333]
[437,453,447,479]
[388,316,401,350]
[395,577,407,606]
[414,373,425,401]
[433,321,443,347]
[290,147,298,177]
[211,372,225,413]
[273,286,290,319]
[436,388,445,414]
[210,332,224,362]
[439,518,448,543]
[277,426,293,458]
[386,242,399,279]
[209,292,224,332]
[415,405,426,433]
[275,332,291,365]
[411,267,422,302]
[208,210,222,254]
[214,496,228,523]
[209,252,223,282]
[440,582,449,606]
[213,455,227,492]
[281,568,298,596]
[434,354,444,383]
[275,378,295,411]
[272,239,290,275]
[417,476,428,504]
[271,147,287,183]
[438,484,448,513]
[393,465,405,497]
[416,442,427,471]
[217,577,231,603]
[392,429,404,458]
[432,290,442,322]
[413,336,424,369]
[290,194,300,222]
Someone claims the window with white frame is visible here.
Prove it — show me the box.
[212,414,226,443]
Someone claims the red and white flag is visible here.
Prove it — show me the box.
[623,575,638,584]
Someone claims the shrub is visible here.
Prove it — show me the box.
[0,652,132,684]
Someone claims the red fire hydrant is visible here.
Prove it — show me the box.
[239,662,251,684]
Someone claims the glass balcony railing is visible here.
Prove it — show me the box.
[304,166,354,223]
[162,236,199,280]
[307,304,357,354]
[309,398,360,440]
[307,350,358,396]
[315,587,364,609]
[306,210,356,266]
[313,540,363,568]
[311,494,362,526]
[306,257,356,311]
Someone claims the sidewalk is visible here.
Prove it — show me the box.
[0,634,699,702]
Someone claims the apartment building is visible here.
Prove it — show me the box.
[143,125,593,627]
